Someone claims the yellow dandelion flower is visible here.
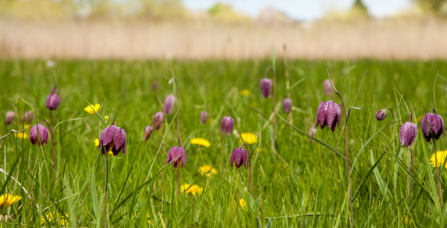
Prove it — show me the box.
[41,211,69,226]
[84,104,100,114]
[15,132,29,139]
[190,138,211,147]
[0,194,21,208]
[430,150,447,168]
[239,198,247,211]
[181,184,203,196]
[240,133,258,144]
[240,90,251,96]
[199,165,217,177]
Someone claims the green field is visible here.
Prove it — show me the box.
[1,60,446,227]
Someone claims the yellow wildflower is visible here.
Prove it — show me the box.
[199,165,217,177]
[0,194,21,208]
[240,133,258,144]
[181,184,203,196]
[134,213,153,225]
[430,150,447,168]
[41,211,69,226]
[239,198,247,211]
[190,138,211,147]
[84,104,100,114]
[104,116,109,121]
[240,90,250,96]
[14,132,29,139]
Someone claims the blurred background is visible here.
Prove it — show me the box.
[1,0,447,59]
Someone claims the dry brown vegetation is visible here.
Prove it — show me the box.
[1,18,447,60]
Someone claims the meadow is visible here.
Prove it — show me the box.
[0,59,446,227]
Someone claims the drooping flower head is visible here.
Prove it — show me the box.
[421,112,445,142]
[46,87,61,111]
[163,94,175,115]
[260,78,272,98]
[166,146,186,168]
[153,111,165,131]
[282,98,292,113]
[98,124,127,156]
[220,115,234,136]
[143,125,154,143]
[30,124,49,146]
[315,101,342,132]
[230,147,248,169]
[5,111,15,125]
[375,109,387,121]
[22,111,33,123]
[200,111,208,124]
[323,79,332,95]
[400,122,418,148]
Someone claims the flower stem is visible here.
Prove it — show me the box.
[51,111,56,180]
[264,67,277,155]
[386,107,395,122]
[408,148,413,206]
[241,143,253,196]
[222,135,225,178]
[104,154,108,228]
[434,140,442,210]
[177,166,180,197]
[331,91,354,227]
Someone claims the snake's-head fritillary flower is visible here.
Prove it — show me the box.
[282,98,292,113]
[315,101,342,132]
[375,109,387,121]
[323,79,332,95]
[98,124,127,156]
[30,124,49,146]
[0,193,22,209]
[200,111,208,124]
[143,125,154,143]
[421,113,445,142]
[84,104,100,114]
[5,111,15,125]
[230,147,248,169]
[46,87,61,110]
[153,111,164,131]
[22,111,33,123]
[260,78,272,98]
[166,146,186,168]
[400,122,418,148]
[163,94,175,115]
[220,115,234,136]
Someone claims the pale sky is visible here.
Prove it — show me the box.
[183,0,412,21]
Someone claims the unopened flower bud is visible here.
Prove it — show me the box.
[260,79,272,98]
[22,111,33,123]
[282,98,292,113]
[46,87,61,110]
[153,111,165,131]
[163,94,175,115]
[375,109,387,121]
[143,125,154,143]
[200,111,208,124]
[5,111,15,125]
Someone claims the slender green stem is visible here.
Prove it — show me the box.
[222,135,225,178]
[331,91,354,227]
[104,153,109,228]
[408,148,413,206]
[386,107,395,122]
[434,140,442,210]
[264,67,277,154]
[241,143,253,196]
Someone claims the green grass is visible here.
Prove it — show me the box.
[0,59,446,227]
